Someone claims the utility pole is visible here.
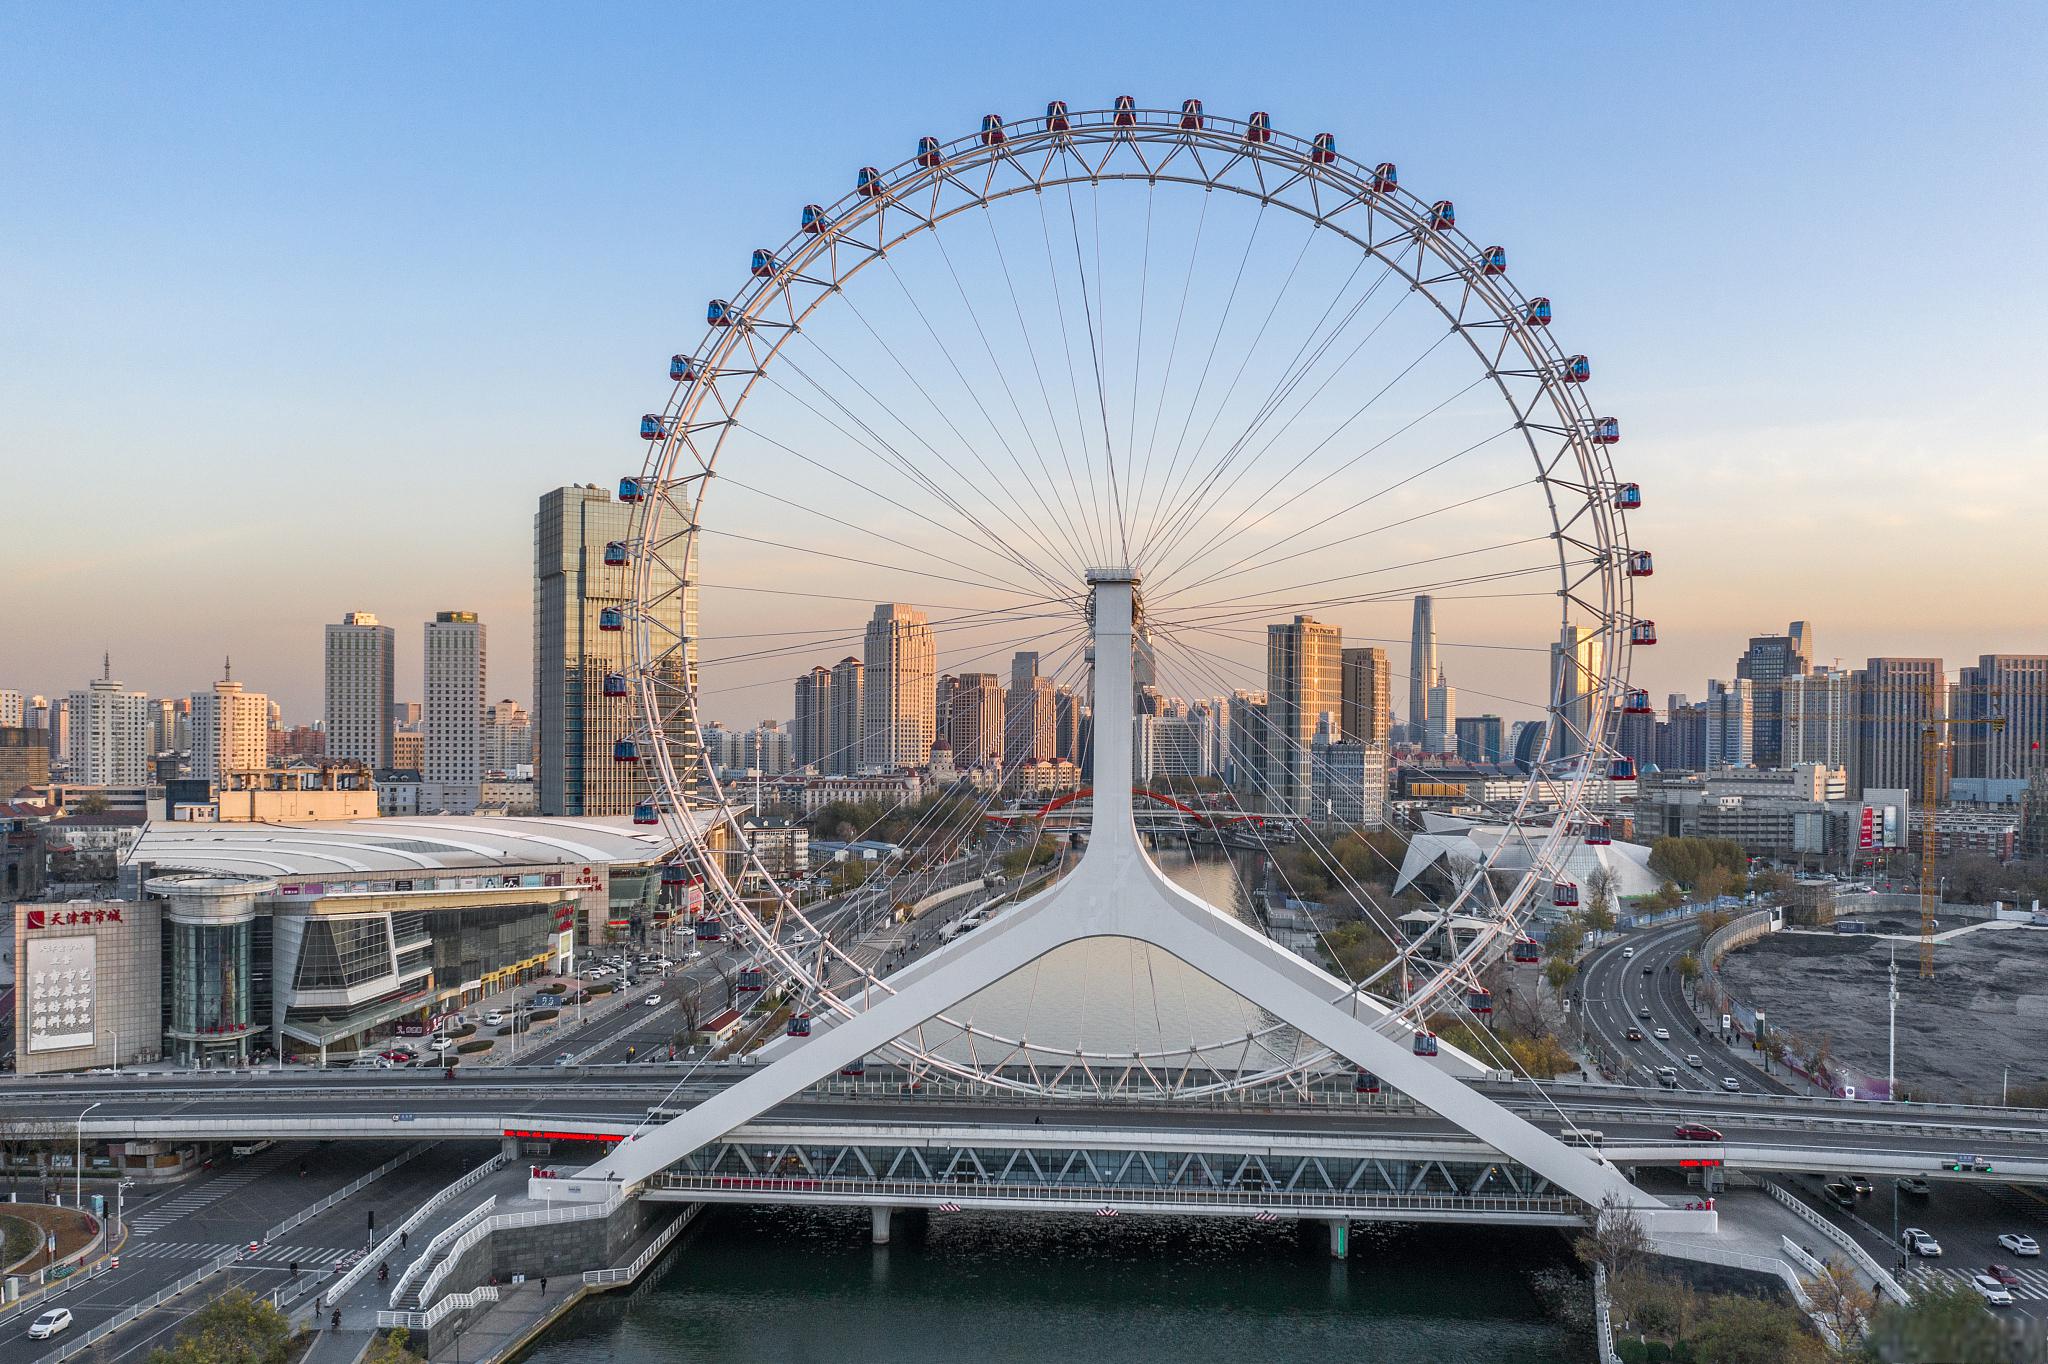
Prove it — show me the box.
[1887,944,1898,1100]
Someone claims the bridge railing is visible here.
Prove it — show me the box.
[328,1152,508,1309]
[1761,1179,1910,1304]
[1593,1264,1622,1364]
[415,1189,627,1311]
[584,1205,700,1288]
[652,1173,1580,1219]
[392,1195,497,1308]
[377,1284,500,1333]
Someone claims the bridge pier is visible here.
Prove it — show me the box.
[1326,1218,1349,1260]
[871,1205,893,1245]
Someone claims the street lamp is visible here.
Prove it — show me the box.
[75,1101,101,1208]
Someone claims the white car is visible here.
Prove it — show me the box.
[1721,1076,1741,1092]
[1972,1274,2015,1307]
[1998,1233,2041,1257]
[482,1010,509,1027]
[644,994,662,1007]
[1902,1228,1942,1258]
[1653,1027,1670,1041]
[28,1308,73,1339]
[1622,947,1635,959]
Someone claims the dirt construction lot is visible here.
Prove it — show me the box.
[1718,921,2048,1103]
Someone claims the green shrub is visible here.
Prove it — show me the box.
[457,1039,493,1054]
[529,1008,559,1023]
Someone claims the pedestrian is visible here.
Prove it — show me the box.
[541,1275,549,1294]
[400,1230,408,1250]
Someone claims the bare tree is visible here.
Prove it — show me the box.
[1573,1194,1650,1283]
[1803,1259,1876,1348]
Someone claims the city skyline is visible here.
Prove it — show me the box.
[5,6,2045,720]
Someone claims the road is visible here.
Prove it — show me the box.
[1577,918,1798,1098]
[8,1142,489,1363]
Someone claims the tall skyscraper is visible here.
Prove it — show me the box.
[1659,701,1710,771]
[933,674,960,749]
[1054,685,1081,763]
[1737,623,1813,767]
[1957,654,2048,782]
[325,611,395,771]
[949,673,1005,768]
[1004,651,1055,769]
[0,691,20,728]
[1266,615,1342,814]
[66,665,150,786]
[794,666,833,771]
[827,656,864,775]
[424,611,487,814]
[1704,678,1754,768]
[1455,714,1505,764]
[1340,646,1392,747]
[534,486,694,816]
[189,669,269,787]
[1782,668,1854,769]
[1549,624,1604,762]
[1425,679,1457,755]
[482,699,532,772]
[862,604,936,770]
[1407,595,1437,742]
[1851,657,1945,801]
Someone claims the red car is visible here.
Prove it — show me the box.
[1987,1264,2020,1286]
[1673,1123,1724,1142]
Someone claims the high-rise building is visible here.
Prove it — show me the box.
[0,727,49,796]
[534,485,694,816]
[325,611,395,771]
[741,721,793,774]
[39,696,67,763]
[1549,624,1603,762]
[1312,741,1388,828]
[1455,714,1505,764]
[189,671,270,787]
[1657,699,1708,772]
[1340,646,1392,747]
[862,604,936,770]
[794,667,834,771]
[1137,712,1205,784]
[1266,615,1342,814]
[948,673,1005,768]
[1228,689,1269,794]
[1957,654,2048,782]
[1851,657,1945,801]
[933,674,959,749]
[1782,668,1854,769]
[424,611,487,814]
[1005,678,1056,769]
[0,691,20,728]
[1054,685,1081,764]
[482,699,532,772]
[827,656,864,775]
[67,666,151,786]
[1736,623,1813,767]
[1704,678,1754,768]
[1425,679,1457,755]
[1407,596,1437,742]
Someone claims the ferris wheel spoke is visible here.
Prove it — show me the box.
[1147,328,1467,589]
[1031,191,1118,561]
[1134,244,1408,570]
[1057,177,1131,562]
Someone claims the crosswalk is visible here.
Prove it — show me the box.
[127,1148,295,1236]
[1905,1260,2048,1302]
[121,1240,365,1267]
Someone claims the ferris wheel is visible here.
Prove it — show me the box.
[614,99,1647,1099]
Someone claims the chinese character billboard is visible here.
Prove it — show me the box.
[25,935,97,1053]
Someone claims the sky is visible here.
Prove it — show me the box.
[3,2,2044,725]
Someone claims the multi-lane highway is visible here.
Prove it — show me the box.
[1578,917,1796,1097]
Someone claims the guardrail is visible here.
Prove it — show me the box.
[415,1190,626,1311]
[584,1203,699,1288]
[376,1284,500,1332]
[271,1142,428,1243]
[328,1152,508,1308]
[1593,1263,1621,1364]
[392,1195,498,1308]
[1761,1179,1910,1304]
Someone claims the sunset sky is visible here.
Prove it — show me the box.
[4,3,2043,724]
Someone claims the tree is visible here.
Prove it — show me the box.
[1687,1293,1830,1364]
[1868,1278,2008,1364]
[1751,867,1794,897]
[1674,954,1702,989]
[1801,1260,1875,1348]
[1653,881,1685,912]
[1572,1195,1648,1282]
[365,1331,428,1364]
[1583,866,1618,941]
[1543,955,1578,993]
[1696,864,1735,904]
[145,1290,292,1364]
[1548,917,1586,960]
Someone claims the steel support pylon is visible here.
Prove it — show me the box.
[537,570,1711,1231]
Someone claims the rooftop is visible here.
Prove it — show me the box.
[131,814,687,877]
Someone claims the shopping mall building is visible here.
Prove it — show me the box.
[9,814,711,1074]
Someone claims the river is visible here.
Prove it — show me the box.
[517,1205,1580,1364]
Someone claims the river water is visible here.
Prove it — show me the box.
[518,1205,1578,1364]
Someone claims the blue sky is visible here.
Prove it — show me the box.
[3,2,2043,721]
